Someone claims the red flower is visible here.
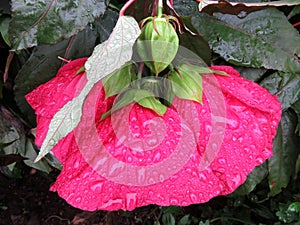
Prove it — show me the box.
[26,58,281,211]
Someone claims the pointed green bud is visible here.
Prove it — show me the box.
[137,18,179,76]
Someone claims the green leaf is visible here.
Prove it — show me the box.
[291,100,300,135]
[95,9,118,43]
[14,26,98,126]
[173,0,199,16]
[36,16,140,162]
[101,89,136,120]
[199,0,300,16]
[0,16,11,46]
[288,202,300,213]
[102,64,136,99]
[268,111,300,197]
[9,0,106,50]
[178,31,211,66]
[162,213,176,225]
[232,162,268,196]
[23,139,50,173]
[169,64,203,103]
[134,89,167,116]
[276,202,300,223]
[288,5,300,19]
[0,106,26,156]
[236,67,267,82]
[178,215,191,225]
[192,9,300,73]
[295,154,300,179]
[260,72,300,110]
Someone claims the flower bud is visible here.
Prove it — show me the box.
[137,18,179,76]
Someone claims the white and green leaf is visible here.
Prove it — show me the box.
[35,16,141,162]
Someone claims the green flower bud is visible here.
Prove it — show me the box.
[137,18,179,76]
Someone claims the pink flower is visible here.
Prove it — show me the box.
[26,58,281,211]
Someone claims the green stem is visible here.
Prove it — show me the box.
[157,0,163,18]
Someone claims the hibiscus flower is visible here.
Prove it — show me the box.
[26,58,281,211]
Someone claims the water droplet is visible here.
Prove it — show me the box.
[170,198,179,204]
[126,193,137,210]
[255,156,264,164]
[218,158,226,164]
[74,160,80,168]
[199,173,207,181]
[75,197,82,203]
[153,152,161,161]
[190,193,198,203]
[90,182,103,192]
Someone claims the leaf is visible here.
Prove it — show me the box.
[292,99,300,135]
[125,0,153,22]
[236,67,267,82]
[9,0,106,50]
[0,16,11,46]
[102,64,136,99]
[268,111,300,197]
[173,0,199,16]
[169,64,203,103]
[101,89,136,120]
[178,215,191,225]
[231,162,268,196]
[260,72,300,110]
[192,8,300,73]
[36,16,140,162]
[162,213,176,225]
[178,30,211,65]
[294,154,300,179]
[14,26,98,126]
[288,5,300,19]
[199,0,300,16]
[23,138,50,173]
[95,9,118,43]
[0,106,26,156]
[134,89,167,116]
[288,202,300,213]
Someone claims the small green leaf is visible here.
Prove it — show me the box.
[134,89,167,116]
[162,213,176,225]
[102,64,136,99]
[169,64,203,103]
[178,215,191,225]
[23,139,50,173]
[101,89,136,120]
[76,66,85,75]
[0,16,11,46]
[287,202,300,213]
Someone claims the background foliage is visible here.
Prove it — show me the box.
[0,0,300,224]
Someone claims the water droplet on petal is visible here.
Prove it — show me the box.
[190,193,198,203]
[126,193,137,210]
[90,182,103,192]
